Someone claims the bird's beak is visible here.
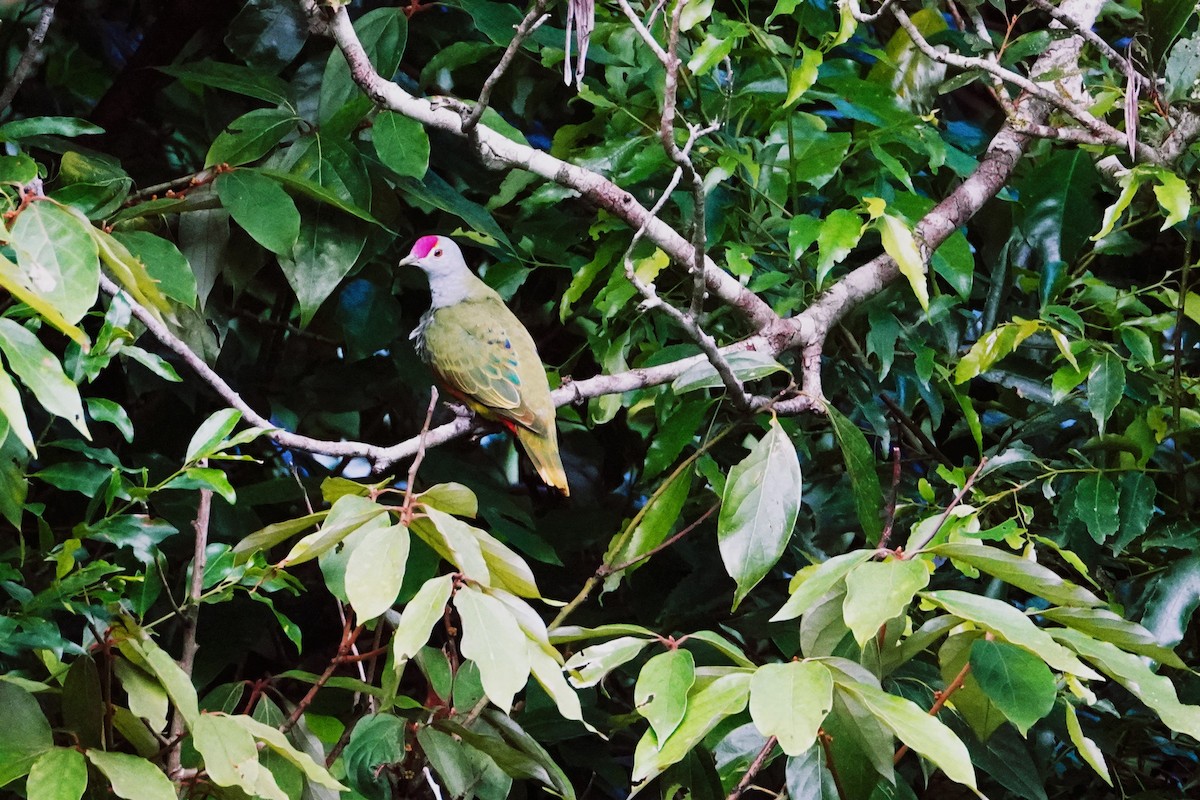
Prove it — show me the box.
[397,254,418,267]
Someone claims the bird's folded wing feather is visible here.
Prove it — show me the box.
[427,312,540,429]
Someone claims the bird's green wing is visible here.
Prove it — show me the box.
[424,301,541,430]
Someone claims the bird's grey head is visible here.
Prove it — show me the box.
[399,235,474,307]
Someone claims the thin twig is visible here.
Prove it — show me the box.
[615,0,668,65]
[0,0,59,113]
[1025,0,1149,90]
[550,426,733,629]
[601,501,719,574]
[893,660,971,764]
[463,0,554,132]
[167,473,212,776]
[819,731,849,800]
[726,735,777,800]
[400,389,440,525]
[878,446,901,548]
[280,618,363,734]
[890,7,1156,164]
[902,457,988,556]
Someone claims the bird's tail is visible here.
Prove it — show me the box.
[515,426,570,496]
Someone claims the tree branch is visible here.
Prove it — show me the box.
[0,0,59,113]
[462,0,554,132]
[167,477,211,777]
[298,0,779,333]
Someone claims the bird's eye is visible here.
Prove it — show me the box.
[433,248,443,257]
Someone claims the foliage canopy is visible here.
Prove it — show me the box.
[2,0,1200,798]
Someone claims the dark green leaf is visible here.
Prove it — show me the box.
[216,170,301,255]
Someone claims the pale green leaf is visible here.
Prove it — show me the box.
[927,543,1104,607]
[718,418,802,608]
[749,661,833,755]
[392,574,455,663]
[345,523,410,621]
[565,636,653,687]
[112,658,168,731]
[229,714,349,790]
[1053,627,1200,740]
[0,368,35,455]
[771,550,875,622]
[879,214,928,311]
[28,747,88,800]
[410,507,490,581]
[1152,170,1191,230]
[1091,171,1140,241]
[921,590,1102,679]
[1064,704,1111,785]
[635,649,696,743]
[86,751,176,800]
[455,584,530,712]
[0,318,89,439]
[186,408,242,462]
[842,560,930,647]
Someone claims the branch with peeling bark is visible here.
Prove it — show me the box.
[107,0,1122,477]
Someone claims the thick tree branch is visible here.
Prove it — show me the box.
[298,0,779,332]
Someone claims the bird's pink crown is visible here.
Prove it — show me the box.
[411,235,441,259]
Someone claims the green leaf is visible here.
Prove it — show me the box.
[564,636,653,687]
[1152,170,1192,229]
[836,680,975,789]
[1040,606,1185,668]
[954,319,1039,383]
[0,368,36,455]
[927,543,1104,607]
[631,672,752,789]
[393,574,456,663]
[842,560,930,647]
[1087,352,1124,433]
[921,590,1102,679]
[0,318,89,438]
[207,108,297,168]
[1052,627,1200,739]
[163,467,236,504]
[10,201,100,326]
[1164,33,1200,100]
[119,637,201,727]
[455,584,530,712]
[261,168,381,225]
[772,550,875,622]
[233,512,328,559]
[0,681,53,783]
[28,747,88,800]
[345,715,408,799]
[411,507,489,581]
[749,661,833,756]
[372,111,429,179]
[416,482,478,517]
[879,214,928,311]
[185,408,242,462]
[228,714,348,790]
[216,169,301,255]
[1064,704,1111,785]
[319,8,408,127]
[281,205,368,326]
[91,228,172,316]
[1091,171,1140,241]
[194,713,286,800]
[0,254,88,347]
[0,117,102,141]
[108,231,197,308]
[86,751,176,800]
[826,406,884,543]
[284,495,388,565]
[718,418,802,608]
[1074,474,1120,544]
[815,208,863,286]
[604,467,690,585]
[159,60,290,104]
[225,0,309,68]
[635,649,696,743]
[785,744,839,800]
[345,523,410,621]
[112,657,169,731]
[672,351,789,393]
[969,639,1056,734]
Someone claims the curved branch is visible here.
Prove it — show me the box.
[0,0,59,113]
[299,0,779,333]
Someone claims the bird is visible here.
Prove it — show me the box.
[399,235,570,496]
